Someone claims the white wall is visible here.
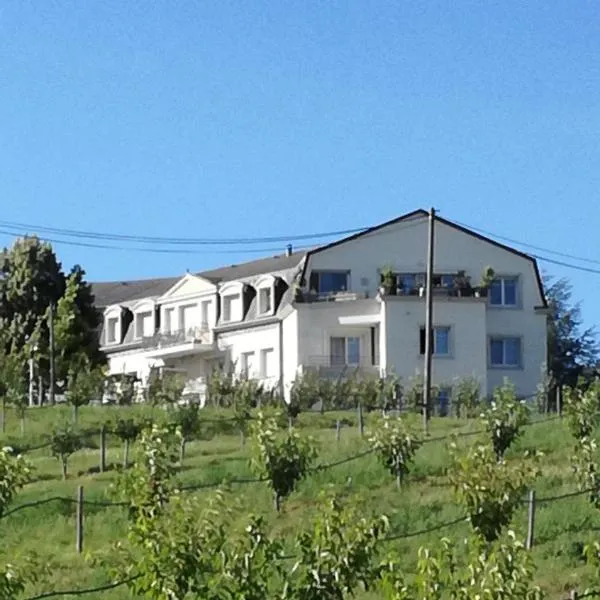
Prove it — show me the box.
[295,299,382,367]
[383,297,488,392]
[282,311,299,400]
[107,352,162,384]
[306,215,546,397]
[217,323,281,391]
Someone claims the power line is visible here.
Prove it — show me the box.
[0,219,368,246]
[449,218,600,267]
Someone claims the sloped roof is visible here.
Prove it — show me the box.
[92,250,306,308]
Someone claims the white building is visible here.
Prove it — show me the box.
[93,210,548,403]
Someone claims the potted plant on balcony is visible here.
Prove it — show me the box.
[380,266,396,296]
[453,270,472,297]
[475,266,495,298]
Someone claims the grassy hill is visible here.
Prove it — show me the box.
[0,404,598,599]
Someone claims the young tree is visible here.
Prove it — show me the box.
[480,379,530,459]
[233,377,261,446]
[380,531,544,600]
[283,493,389,600]
[170,404,201,462]
[106,372,137,406]
[146,368,185,408]
[50,427,82,480]
[451,375,481,418]
[449,442,538,542]
[250,412,317,511]
[368,416,420,488]
[0,446,31,517]
[66,354,104,424]
[113,418,143,469]
[1,348,28,436]
[545,276,598,388]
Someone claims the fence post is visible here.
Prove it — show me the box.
[570,591,578,600]
[336,420,341,442]
[76,485,84,554]
[558,385,563,417]
[358,403,364,437]
[526,490,536,550]
[100,425,106,473]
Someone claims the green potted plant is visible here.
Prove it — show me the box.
[476,266,495,297]
[380,266,396,296]
[453,270,472,297]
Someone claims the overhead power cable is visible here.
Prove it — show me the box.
[0,219,369,246]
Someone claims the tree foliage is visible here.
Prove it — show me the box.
[146,368,185,407]
[113,418,143,468]
[449,442,538,542]
[480,380,530,459]
[283,493,388,600]
[545,276,598,387]
[66,354,104,423]
[368,416,420,487]
[250,412,317,510]
[380,531,544,599]
[0,237,102,391]
[50,427,82,480]
[0,446,31,517]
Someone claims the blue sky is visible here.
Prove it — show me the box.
[0,1,599,324]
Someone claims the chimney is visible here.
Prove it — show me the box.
[286,244,292,257]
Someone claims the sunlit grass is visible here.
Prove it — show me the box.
[0,405,597,599]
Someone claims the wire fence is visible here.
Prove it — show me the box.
[3,404,590,599]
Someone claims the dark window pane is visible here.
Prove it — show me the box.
[490,280,502,305]
[490,339,504,365]
[419,328,426,354]
[330,337,346,365]
[504,279,517,305]
[319,271,347,293]
[347,337,360,365]
[504,338,520,365]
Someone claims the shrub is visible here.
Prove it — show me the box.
[50,428,82,480]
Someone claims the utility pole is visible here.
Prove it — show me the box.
[423,207,436,435]
[49,302,55,406]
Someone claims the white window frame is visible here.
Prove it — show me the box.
[200,299,211,329]
[489,336,522,369]
[241,351,256,377]
[329,336,361,366]
[419,326,451,357]
[255,275,276,316]
[220,281,244,323]
[104,306,122,345]
[310,270,350,294]
[260,348,275,378]
[489,276,519,308]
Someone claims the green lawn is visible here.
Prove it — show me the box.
[0,405,598,599]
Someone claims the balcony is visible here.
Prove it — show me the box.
[141,326,214,358]
[294,290,370,303]
[301,356,381,380]
[379,284,488,299]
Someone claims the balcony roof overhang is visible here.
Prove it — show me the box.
[143,342,214,359]
[337,314,381,326]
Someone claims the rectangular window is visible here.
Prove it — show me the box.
[329,336,361,366]
[490,277,518,307]
[106,318,118,344]
[136,311,154,338]
[419,326,451,356]
[241,351,256,377]
[180,304,196,333]
[489,337,521,367]
[260,348,275,377]
[222,294,239,322]
[258,287,272,314]
[309,270,349,294]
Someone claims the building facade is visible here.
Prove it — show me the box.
[94,210,548,402]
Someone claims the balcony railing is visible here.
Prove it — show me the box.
[141,326,211,350]
[302,355,381,380]
[295,290,370,303]
[379,285,488,298]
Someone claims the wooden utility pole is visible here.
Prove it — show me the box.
[49,302,56,406]
[423,207,436,435]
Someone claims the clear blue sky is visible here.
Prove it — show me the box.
[1,1,598,324]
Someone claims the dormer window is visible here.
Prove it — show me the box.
[222,293,238,322]
[258,287,273,315]
[106,317,119,344]
[135,311,154,339]
[219,281,244,323]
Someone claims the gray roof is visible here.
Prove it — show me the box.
[196,251,306,284]
[92,277,179,309]
[92,250,306,309]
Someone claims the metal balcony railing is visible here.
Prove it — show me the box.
[302,355,381,379]
[141,326,211,349]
